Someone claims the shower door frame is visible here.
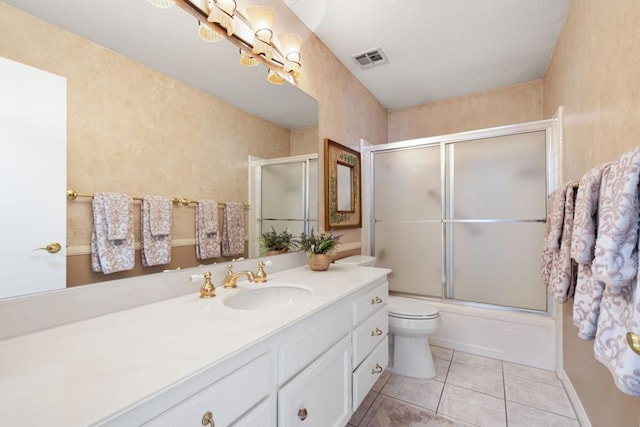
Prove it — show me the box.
[363,119,559,315]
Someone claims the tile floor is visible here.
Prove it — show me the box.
[348,346,580,427]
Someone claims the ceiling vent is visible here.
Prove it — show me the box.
[352,48,389,70]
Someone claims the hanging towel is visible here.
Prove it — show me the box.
[91,192,135,274]
[571,163,610,339]
[141,195,172,267]
[593,272,640,397]
[196,200,220,259]
[542,181,578,302]
[592,146,640,289]
[222,202,245,256]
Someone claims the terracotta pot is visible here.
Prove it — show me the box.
[265,250,287,256]
[308,254,332,271]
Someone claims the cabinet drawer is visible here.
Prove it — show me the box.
[352,307,388,367]
[278,306,350,384]
[278,336,351,427]
[232,397,275,427]
[144,353,271,427]
[353,336,388,411]
[353,282,388,326]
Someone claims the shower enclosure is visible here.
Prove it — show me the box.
[365,120,555,313]
[248,154,318,258]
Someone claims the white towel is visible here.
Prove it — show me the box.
[91,192,135,274]
[141,195,172,267]
[571,164,610,339]
[592,146,640,289]
[542,181,578,302]
[196,200,220,259]
[222,202,245,256]
[593,273,640,396]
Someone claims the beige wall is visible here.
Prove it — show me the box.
[388,80,543,142]
[290,126,319,156]
[544,0,640,425]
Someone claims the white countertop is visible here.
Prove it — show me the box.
[0,264,390,426]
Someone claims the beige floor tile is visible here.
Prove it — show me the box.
[452,351,503,372]
[360,395,464,427]
[503,361,562,387]
[506,401,580,427]
[437,383,506,427]
[446,362,504,398]
[434,358,451,383]
[350,390,379,426]
[505,375,576,418]
[372,369,392,392]
[381,373,445,411]
[431,346,453,361]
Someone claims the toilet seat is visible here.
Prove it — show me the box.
[388,296,439,320]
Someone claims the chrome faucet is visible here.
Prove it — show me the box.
[223,264,255,288]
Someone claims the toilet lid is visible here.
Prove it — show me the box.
[388,296,439,319]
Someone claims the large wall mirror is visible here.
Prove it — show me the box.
[0,0,318,298]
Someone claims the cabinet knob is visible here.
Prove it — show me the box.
[33,242,61,254]
[298,408,308,421]
[201,411,215,426]
[370,296,383,305]
[371,364,383,375]
[371,327,383,337]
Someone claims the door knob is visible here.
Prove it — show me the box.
[33,242,61,254]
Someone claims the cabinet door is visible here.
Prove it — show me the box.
[278,336,351,427]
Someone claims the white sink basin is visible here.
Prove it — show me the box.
[223,285,312,310]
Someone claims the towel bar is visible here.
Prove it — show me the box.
[66,189,249,209]
[627,332,640,355]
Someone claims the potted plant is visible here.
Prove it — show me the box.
[258,227,298,255]
[298,229,341,271]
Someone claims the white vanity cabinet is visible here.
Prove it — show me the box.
[351,281,389,410]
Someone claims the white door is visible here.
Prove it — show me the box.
[0,56,66,298]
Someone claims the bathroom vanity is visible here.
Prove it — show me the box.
[0,262,389,426]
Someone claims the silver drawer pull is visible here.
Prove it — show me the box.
[298,408,308,421]
[371,327,383,337]
[201,411,215,426]
[371,364,383,375]
[370,296,383,305]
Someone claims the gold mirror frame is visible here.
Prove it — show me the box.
[324,138,361,229]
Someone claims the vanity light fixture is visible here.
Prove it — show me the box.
[148,0,176,8]
[246,6,276,60]
[150,0,303,84]
[267,68,284,85]
[198,20,223,42]
[207,0,236,36]
[239,49,259,67]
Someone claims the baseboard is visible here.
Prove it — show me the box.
[429,336,503,360]
[557,368,590,427]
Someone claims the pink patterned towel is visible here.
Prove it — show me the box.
[196,200,220,259]
[141,196,172,267]
[222,202,245,256]
[541,181,578,302]
[91,192,135,274]
[593,146,640,289]
[571,164,610,339]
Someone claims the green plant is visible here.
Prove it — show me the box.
[298,229,341,258]
[258,227,298,252]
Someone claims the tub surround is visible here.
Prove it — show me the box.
[0,260,390,425]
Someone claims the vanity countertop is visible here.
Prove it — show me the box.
[0,264,390,426]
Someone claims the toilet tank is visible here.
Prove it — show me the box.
[334,255,376,267]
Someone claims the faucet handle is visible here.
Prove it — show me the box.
[254,261,267,283]
[199,272,216,299]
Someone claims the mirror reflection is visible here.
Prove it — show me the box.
[0,0,318,298]
[336,163,353,212]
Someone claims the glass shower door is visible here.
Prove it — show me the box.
[373,145,443,297]
[260,161,307,236]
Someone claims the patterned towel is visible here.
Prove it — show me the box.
[571,164,610,339]
[542,181,578,302]
[196,200,220,259]
[592,146,640,289]
[91,192,135,274]
[141,196,172,267]
[222,202,245,256]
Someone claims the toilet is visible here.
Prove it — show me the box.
[387,296,440,378]
[334,255,441,379]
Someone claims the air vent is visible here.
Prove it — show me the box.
[352,48,389,70]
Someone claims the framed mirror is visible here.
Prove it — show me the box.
[324,138,361,230]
